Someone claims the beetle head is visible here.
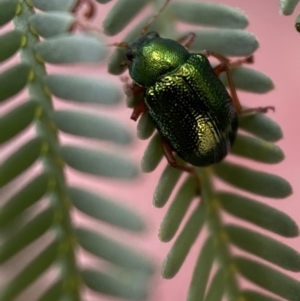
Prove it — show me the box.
[125,31,189,87]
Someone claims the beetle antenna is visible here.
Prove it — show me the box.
[108,42,129,48]
[140,0,171,35]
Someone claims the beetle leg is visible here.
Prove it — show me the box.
[121,78,147,120]
[131,101,147,121]
[213,63,274,114]
[213,63,243,113]
[228,55,254,67]
[120,60,131,68]
[201,50,230,64]
[162,139,201,194]
[201,50,253,66]
[203,50,274,114]
[121,78,145,97]
[239,106,275,114]
[177,32,196,49]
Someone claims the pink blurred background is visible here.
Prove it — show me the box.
[1,0,300,300]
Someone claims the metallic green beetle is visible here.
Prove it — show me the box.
[115,1,273,176]
[127,32,238,168]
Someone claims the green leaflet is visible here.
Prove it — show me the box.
[153,164,182,208]
[141,132,163,172]
[108,47,129,75]
[103,0,150,36]
[0,0,19,27]
[36,34,106,64]
[36,281,62,301]
[0,64,32,102]
[76,227,153,273]
[188,29,259,56]
[44,74,122,105]
[280,0,300,15]
[220,67,275,93]
[217,192,299,237]
[171,2,248,29]
[126,92,145,109]
[60,145,138,179]
[213,161,292,198]
[0,30,24,62]
[241,290,283,301]
[280,0,300,33]
[187,237,215,301]
[0,137,43,188]
[225,225,300,271]
[235,256,300,300]
[31,0,76,11]
[161,204,206,279]
[0,206,54,263]
[52,109,132,144]
[68,186,145,232]
[0,173,50,227]
[239,113,283,142]
[0,100,38,144]
[29,12,75,38]
[96,0,113,3]
[204,269,225,301]
[0,241,58,301]
[81,268,148,300]
[159,177,196,242]
[137,112,156,140]
[231,133,284,164]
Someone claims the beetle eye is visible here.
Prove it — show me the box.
[147,31,160,38]
[125,48,134,61]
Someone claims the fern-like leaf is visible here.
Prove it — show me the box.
[106,1,300,300]
[0,1,154,300]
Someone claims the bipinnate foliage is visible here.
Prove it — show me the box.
[107,0,300,301]
[0,0,153,300]
[0,1,299,301]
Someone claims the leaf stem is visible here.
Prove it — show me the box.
[13,2,81,300]
[200,168,241,300]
